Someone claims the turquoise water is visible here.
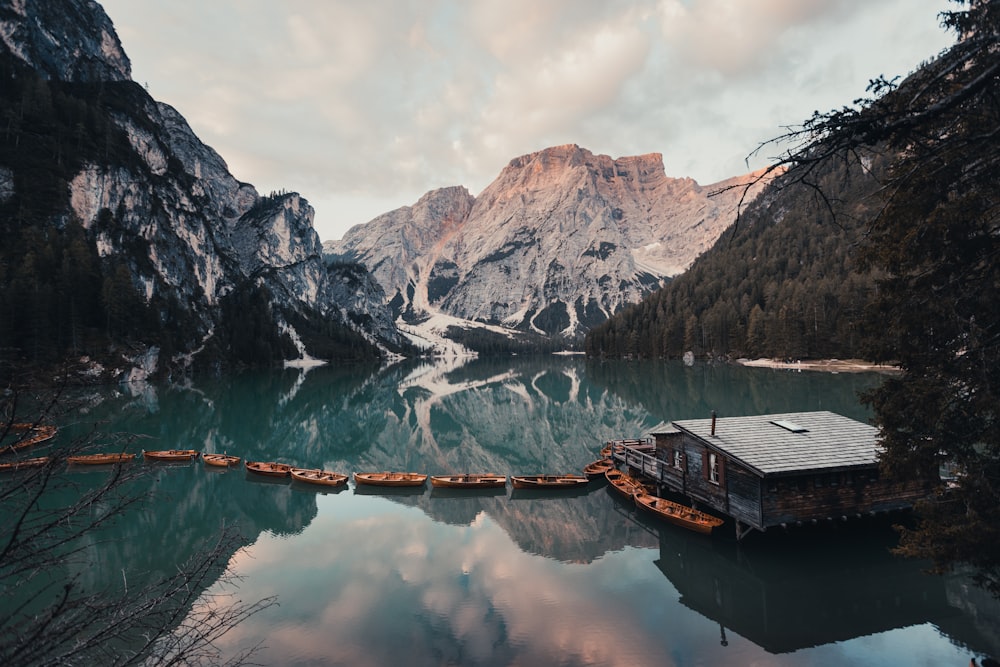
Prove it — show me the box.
[3,357,996,665]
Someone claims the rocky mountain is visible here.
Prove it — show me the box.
[326,144,766,341]
[0,0,406,377]
[584,152,885,360]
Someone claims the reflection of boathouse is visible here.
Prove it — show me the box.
[652,525,958,653]
[612,411,935,539]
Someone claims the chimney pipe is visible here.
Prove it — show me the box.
[711,410,717,436]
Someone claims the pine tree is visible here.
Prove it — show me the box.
[755,0,1000,592]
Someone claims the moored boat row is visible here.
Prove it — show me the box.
[601,452,726,535]
[2,447,599,494]
[6,436,722,535]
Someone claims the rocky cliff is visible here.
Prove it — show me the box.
[0,0,406,373]
[327,144,765,340]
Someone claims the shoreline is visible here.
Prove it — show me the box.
[734,358,900,374]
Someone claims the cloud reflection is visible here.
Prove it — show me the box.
[217,497,670,666]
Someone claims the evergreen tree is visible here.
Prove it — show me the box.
[755,0,1000,592]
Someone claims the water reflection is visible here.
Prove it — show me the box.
[9,357,998,665]
[652,520,958,653]
[212,496,675,667]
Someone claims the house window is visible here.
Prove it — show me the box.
[708,453,720,485]
[673,449,684,470]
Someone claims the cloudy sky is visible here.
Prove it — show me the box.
[99,0,955,242]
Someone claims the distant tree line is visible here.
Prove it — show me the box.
[444,325,576,356]
[585,153,887,361]
[590,0,1000,594]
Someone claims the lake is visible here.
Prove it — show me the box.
[4,357,998,666]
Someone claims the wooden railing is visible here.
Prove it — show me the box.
[607,438,678,488]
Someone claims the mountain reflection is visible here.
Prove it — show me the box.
[19,358,999,664]
[54,356,886,570]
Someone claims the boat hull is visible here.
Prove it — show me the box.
[605,469,643,499]
[291,468,349,487]
[634,491,725,534]
[510,474,589,489]
[143,449,199,461]
[354,472,427,487]
[245,461,293,477]
[0,456,50,472]
[67,453,134,465]
[583,458,615,479]
[430,474,507,489]
[4,424,57,452]
[203,454,241,467]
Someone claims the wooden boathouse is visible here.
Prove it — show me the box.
[608,411,936,540]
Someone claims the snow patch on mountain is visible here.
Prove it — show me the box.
[327,144,767,341]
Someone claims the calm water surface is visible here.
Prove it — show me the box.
[8,358,999,665]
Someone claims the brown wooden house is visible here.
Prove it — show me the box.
[616,411,935,540]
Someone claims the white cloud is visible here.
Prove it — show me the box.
[100,0,954,241]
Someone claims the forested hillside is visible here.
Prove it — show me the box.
[585,153,888,360]
[0,56,187,366]
[0,49,385,377]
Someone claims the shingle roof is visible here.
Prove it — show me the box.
[669,411,879,476]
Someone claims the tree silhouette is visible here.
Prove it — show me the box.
[743,0,1000,593]
[0,377,273,665]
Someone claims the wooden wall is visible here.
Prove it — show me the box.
[760,472,932,528]
[655,432,762,528]
[652,432,932,531]
[727,462,762,528]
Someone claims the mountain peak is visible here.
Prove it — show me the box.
[0,0,131,82]
[498,145,667,190]
[329,144,767,340]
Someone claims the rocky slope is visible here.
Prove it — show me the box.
[0,0,406,374]
[327,144,765,339]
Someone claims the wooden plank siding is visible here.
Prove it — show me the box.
[760,472,933,527]
[726,461,763,528]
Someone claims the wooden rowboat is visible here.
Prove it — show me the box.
[605,468,644,499]
[67,452,135,465]
[430,474,507,489]
[354,471,427,487]
[290,468,349,487]
[582,458,615,479]
[0,456,50,472]
[143,449,199,462]
[245,461,293,477]
[203,453,241,467]
[634,490,725,535]
[510,474,589,490]
[4,423,57,452]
